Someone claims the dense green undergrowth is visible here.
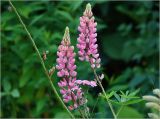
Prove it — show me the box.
[1,1,159,118]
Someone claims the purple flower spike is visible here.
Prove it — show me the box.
[77,3,101,69]
[56,27,85,110]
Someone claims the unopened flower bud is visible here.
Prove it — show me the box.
[83,3,93,18]
[143,96,160,104]
[98,93,102,96]
[99,73,104,80]
[8,6,12,12]
[146,102,160,111]
[148,113,159,119]
[42,50,49,61]
[153,89,160,97]
[48,66,55,77]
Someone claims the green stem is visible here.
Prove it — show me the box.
[91,94,99,116]
[8,1,74,118]
[83,88,90,118]
[82,106,89,119]
[92,69,117,119]
[116,105,124,117]
[85,106,90,119]
[78,108,85,119]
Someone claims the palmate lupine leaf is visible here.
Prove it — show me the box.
[101,90,142,106]
[100,91,115,99]
[109,99,142,106]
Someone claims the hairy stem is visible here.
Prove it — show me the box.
[8,0,74,118]
[92,68,117,119]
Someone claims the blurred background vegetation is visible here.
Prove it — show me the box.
[1,0,159,118]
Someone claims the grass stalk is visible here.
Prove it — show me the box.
[8,0,74,118]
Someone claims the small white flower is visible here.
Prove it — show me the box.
[99,73,104,80]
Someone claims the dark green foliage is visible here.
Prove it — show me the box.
[1,1,159,118]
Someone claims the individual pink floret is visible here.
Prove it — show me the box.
[76,80,97,87]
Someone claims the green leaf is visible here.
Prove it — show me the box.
[101,34,127,60]
[55,10,73,21]
[112,68,132,84]
[54,112,70,118]
[129,74,146,87]
[123,99,143,105]
[109,89,142,106]
[51,32,62,41]
[17,3,44,18]
[107,85,128,92]
[110,100,123,105]
[71,1,83,11]
[113,92,121,101]
[36,99,47,114]
[95,0,107,4]
[104,73,110,81]
[0,92,8,97]
[3,24,21,31]
[105,91,116,99]
[29,14,44,26]
[19,62,33,87]
[11,89,20,98]
[126,90,129,95]
[18,6,33,18]
[3,79,11,92]
[120,95,140,99]
[118,106,144,118]
[120,91,125,96]
[49,45,58,53]
[97,23,107,31]
[108,91,116,99]
[128,88,140,96]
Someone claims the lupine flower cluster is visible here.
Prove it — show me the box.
[143,89,160,119]
[77,3,101,69]
[56,27,97,110]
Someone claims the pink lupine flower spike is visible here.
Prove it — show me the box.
[56,27,84,110]
[56,27,96,111]
[77,4,117,118]
[77,3,101,69]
